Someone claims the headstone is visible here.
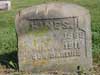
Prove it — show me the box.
[0,1,11,11]
[15,3,92,74]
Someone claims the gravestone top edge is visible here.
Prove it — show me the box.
[16,3,90,17]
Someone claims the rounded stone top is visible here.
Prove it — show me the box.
[16,3,89,19]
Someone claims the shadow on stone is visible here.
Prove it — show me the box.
[0,51,19,70]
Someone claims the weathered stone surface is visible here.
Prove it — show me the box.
[15,3,92,74]
[0,1,11,10]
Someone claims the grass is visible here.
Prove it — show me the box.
[0,0,100,69]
